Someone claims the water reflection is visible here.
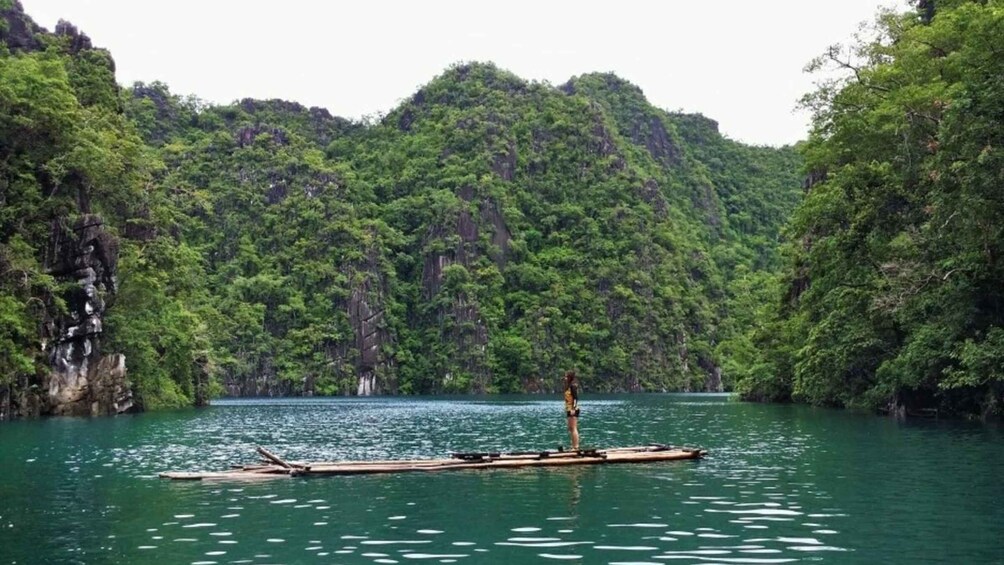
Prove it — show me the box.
[0,395,1001,563]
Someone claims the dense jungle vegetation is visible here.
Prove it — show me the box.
[120,65,801,399]
[732,0,1004,418]
[1,0,1000,419]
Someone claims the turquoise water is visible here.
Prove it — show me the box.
[0,395,1001,564]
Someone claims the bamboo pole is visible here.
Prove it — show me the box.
[256,446,292,469]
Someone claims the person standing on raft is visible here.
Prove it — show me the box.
[563,371,580,451]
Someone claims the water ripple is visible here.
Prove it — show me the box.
[2,395,998,564]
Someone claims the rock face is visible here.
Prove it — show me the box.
[53,19,93,53]
[418,185,511,392]
[0,1,44,52]
[348,264,392,395]
[44,215,134,416]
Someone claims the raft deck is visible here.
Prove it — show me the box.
[159,445,706,481]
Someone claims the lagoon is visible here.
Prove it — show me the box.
[1,394,1001,564]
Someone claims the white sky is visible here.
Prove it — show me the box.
[21,0,902,146]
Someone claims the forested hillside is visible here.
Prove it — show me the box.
[125,65,801,399]
[0,0,802,418]
[734,0,1004,419]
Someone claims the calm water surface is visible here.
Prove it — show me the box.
[0,395,1001,564]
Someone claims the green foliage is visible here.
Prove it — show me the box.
[9,1,1000,420]
[0,8,214,415]
[64,48,118,110]
[0,51,91,395]
[738,0,1004,418]
[115,59,803,398]
[104,238,214,409]
[2,3,806,410]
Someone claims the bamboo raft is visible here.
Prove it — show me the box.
[159,444,706,481]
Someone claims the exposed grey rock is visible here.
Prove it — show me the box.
[53,19,93,53]
[416,187,498,392]
[235,125,289,147]
[480,198,511,268]
[85,354,132,416]
[638,178,669,218]
[702,363,724,393]
[44,215,133,416]
[357,371,376,396]
[345,236,394,395]
[632,115,681,167]
[803,168,828,191]
[491,138,517,181]
[0,1,44,52]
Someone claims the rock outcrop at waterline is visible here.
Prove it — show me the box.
[43,215,133,416]
[0,1,136,420]
[1,215,134,419]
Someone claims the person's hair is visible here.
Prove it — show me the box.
[564,371,576,385]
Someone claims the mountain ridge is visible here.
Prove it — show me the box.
[0,3,802,418]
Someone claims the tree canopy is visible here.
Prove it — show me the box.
[734,0,1004,419]
[2,0,815,417]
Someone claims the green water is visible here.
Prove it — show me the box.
[0,395,1001,564]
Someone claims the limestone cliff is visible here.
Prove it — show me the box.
[43,215,133,416]
[419,186,502,392]
[1,2,136,419]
